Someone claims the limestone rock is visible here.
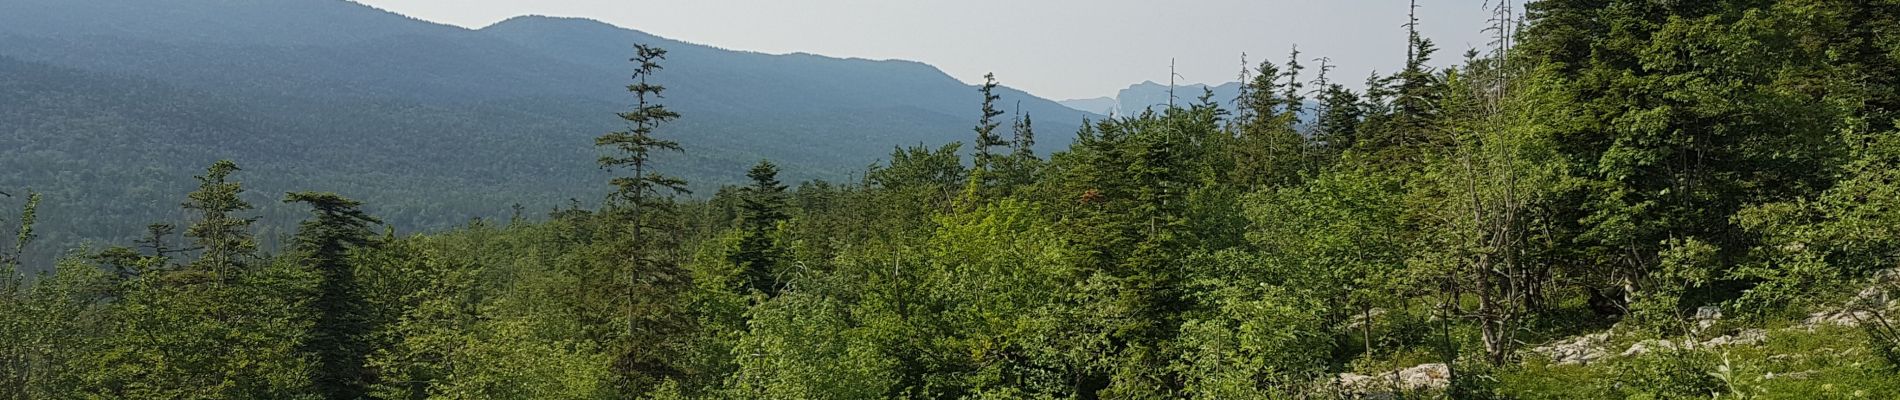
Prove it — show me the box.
[1531,332,1611,365]
[1337,363,1450,398]
[1702,329,1767,347]
[1622,338,1679,357]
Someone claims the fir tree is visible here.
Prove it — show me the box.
[1235,58,1308,189]
[595,43,695,393]
[1012,110,1036,161]
[1279,45,1306,125]
[973,73,1008,174]
[733,160,788,296]
[1311,84,1364,163]
[285,192,381,400]
[1364,0,1445,167]
[182,160,257,280]
[1000,108,1042,190]
[598,44,689,208]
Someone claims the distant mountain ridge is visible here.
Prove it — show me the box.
[1116,81,1247,115]
[1056,97,1118,116]
[1061,81,1324,123]
[1058,81,1246,116]
[0,0,1098,266]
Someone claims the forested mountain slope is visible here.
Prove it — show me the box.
[6,0,1900,399]
[0,0,1094,264]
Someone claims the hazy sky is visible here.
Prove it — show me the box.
[352,0,1516,100]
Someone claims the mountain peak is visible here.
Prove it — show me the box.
[482,15,627,34]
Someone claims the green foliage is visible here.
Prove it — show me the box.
[729,291,897,399]
[8,2,1900,398]
[1246,167,1409,328]
[732,161,789,297]
[1175,284,1330,398]
[184,160,259,278]
[285,191,382,399]
[1232,58,1312,190]
[973,73,1010,175]
[598,44,688,206]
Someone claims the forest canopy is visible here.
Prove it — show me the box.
[5,0,1900,399]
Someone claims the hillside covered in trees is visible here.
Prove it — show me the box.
[6,0,1900,399]
[0,0,1094,268]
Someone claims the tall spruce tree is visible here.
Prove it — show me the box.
[595,43,694,392]
[733,160,788,296]
[285,192,381,400]
[1310,63,1364,164]
[1235,57,1308,189]
[973,73,1008,174]
[182,160,257,280]
[999,109,1041,190]
[1359,0,1444,168]
[599,44,689,209]
[1012,111,1036,161]
[1279,46,1306,126]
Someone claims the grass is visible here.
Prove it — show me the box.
[1497,322,1900,399]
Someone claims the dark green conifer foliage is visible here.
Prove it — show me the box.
[1309,58,1365,165]
[1311,86,1362,156]
[1230,53,1256,126]
[972,73,1008,175]
[1518,0,1845,311]
[183,160,257,280]
[1,191,37,276]
[1279,46,1306,126]
[733,160,788,296]
[1012,111,1036,161]
[1234,56,1309,190]
[1053,108,1210,399]
[598,44,689,207]
[136,223,185,258]
[595,43,695,392]
[285,192,381,400]
[82,161,319,399]
[998,110,1042,191]
[1371,6,1445,168]
[10,3,1900,399]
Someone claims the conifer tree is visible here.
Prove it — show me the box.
[94,161,316,399]
[1231,53,1255,128]
[1100,109,1204,399]
[136,224,184,258]
[182,160,257,280]
[595,42,691,306]
[1234,57,1308,189]
[285,192,381,400]
[599,44,689,209]
[972,73,1008,174]
[1310,58,1364,163]
[1279,46,1306,125]
[733,160,788,296]
[1000,109,1041,190]
[1011,111,1035,161]
[595,43,694,392]
[1,191,37,292]
[1364,0,1444,167]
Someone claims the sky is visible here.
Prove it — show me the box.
[351,0,1517,101]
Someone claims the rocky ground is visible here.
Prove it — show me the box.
[1335,270,1899,398]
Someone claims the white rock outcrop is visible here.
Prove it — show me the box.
[1337,363,1450,398]
[1531,332,1611,365]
